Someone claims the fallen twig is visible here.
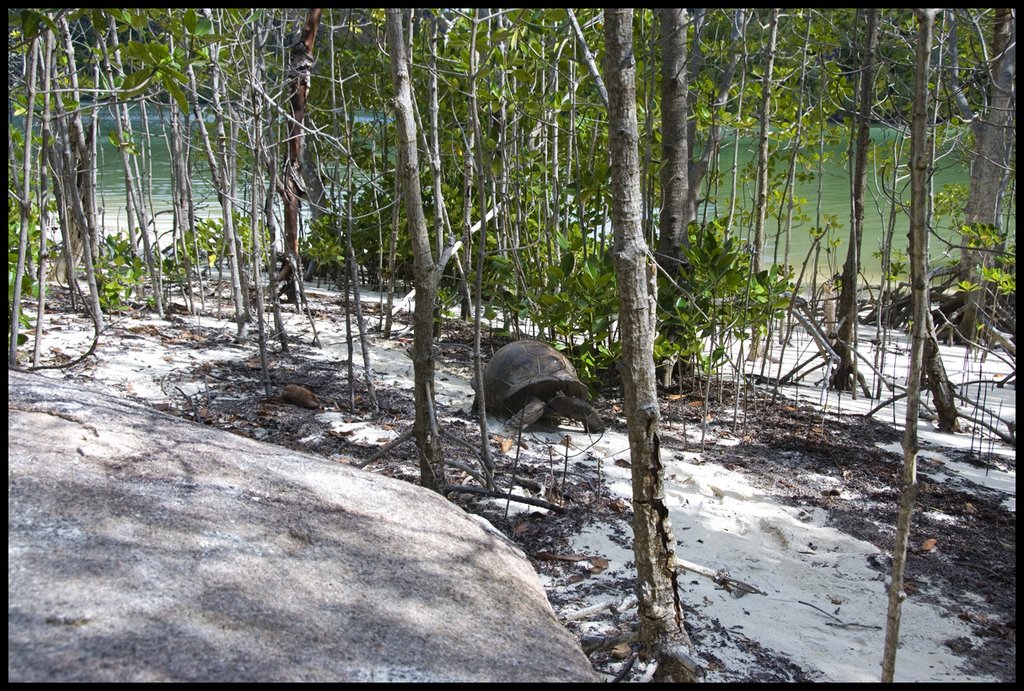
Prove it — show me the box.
[174,386,202,423]
[353,427,414,468]
[565,594,638,621]
[797,599,881,630]
[676,557,766,596]
[609,650,638,683]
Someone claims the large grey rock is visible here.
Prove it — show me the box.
[8,371,596,682]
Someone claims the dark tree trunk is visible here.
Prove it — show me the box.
[832,8,879,393]
[956,8,1015,342]
[923,320,961,433]
[279,8,322,303]
[655,9,690,274]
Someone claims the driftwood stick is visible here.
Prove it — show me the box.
[676,557,766,596]
[565,593,638,621]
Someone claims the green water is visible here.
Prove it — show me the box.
[95,116,1002,284]
[709,125,995,283]
[93,109,217,242]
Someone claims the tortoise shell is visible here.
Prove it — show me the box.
[482,340,589,415]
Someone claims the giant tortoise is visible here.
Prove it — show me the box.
[478,340,604,433]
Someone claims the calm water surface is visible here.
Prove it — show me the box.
[95,114,1004,284]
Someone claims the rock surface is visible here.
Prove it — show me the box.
[8,371,596,682]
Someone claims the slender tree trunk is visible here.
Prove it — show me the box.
[247,37,273,398]
[47,18,103,329]
[165,87,197,312]
[724,42,748,235]
[264,159,289,352]
[9,35,39,366]
[883,9,936,681]
[777,18,812,274]
[53,15,98,283]
[426,10,450,338]
[382,166,400,338]
[459,119,476,322]
[51,102,104,333]
[604,9,699,682]
[468,12,496,484]
[330,19,380,414]
[919,17,960,432]
[568,9,610,108]
[655,9,690,273]
[832,8,879,392]
[33,28,56,366]
[96,29,141,254]
[751,8,778,278]
[386,8,446,493]
[211,56,248,337]
[187,14,248,339]
[746,9,779,363]
[100,16,163,316]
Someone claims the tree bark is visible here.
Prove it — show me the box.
[882,9,935,681]
[32,27,56,366]
[655,9,690,273]
[746,9,779,363]
[832,8,879,392]
[604,9,699,682]
[567,9,609,109]
[386,8,447,493]
[52,15,98,284]
[923,320,960,432]
[99,16,163,317]
[468,10,496,485]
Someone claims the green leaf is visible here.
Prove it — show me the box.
[125,41,151,63]
[20,9,39,38]
[159,65,188,84]
[129,10,148,31]
[545,265,565,283]
[162,75,189,113]
[559,251,575,278]
[120,68,154,97]
[147,42,171,63]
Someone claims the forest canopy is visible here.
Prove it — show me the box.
[7,7,1015,391]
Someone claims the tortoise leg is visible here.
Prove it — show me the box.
[507,397,547,430]
[548,393,605,432]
